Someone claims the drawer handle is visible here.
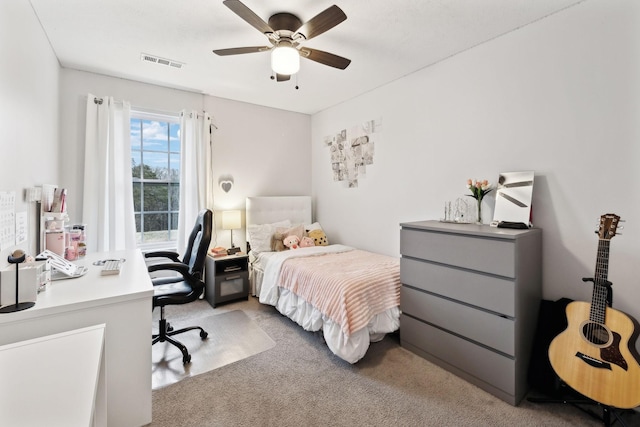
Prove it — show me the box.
[225,275,241,280]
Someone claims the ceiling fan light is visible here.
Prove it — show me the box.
[271,45,300,75]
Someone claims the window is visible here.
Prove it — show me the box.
[130,111,181,248]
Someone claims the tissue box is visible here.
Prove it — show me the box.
[0,262,44,307]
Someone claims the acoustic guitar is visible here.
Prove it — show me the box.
[548,213,640,408]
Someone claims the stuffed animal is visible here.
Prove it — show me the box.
[270,231,286,252]
[300,236,315,248]
[283,235,300,250]
[308,229,328,246]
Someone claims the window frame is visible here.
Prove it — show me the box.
[130,109,181,251]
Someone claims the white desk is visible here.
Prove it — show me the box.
[0,324,106,427]
[0,250,153,427]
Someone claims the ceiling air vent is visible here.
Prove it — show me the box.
[140,53,184,69]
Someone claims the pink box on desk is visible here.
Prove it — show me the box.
[45,230,66,256]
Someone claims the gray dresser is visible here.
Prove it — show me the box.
[399,220,542,405]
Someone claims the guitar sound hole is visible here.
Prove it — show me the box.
[581,321,611,347]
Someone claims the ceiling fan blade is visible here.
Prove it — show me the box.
[223,0,274,34]
[212,46,270,56]
[295,5,347,41]
[300,48,351,70]
[276,73,291,82]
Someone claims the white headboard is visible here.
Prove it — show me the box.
[246,196,312,226]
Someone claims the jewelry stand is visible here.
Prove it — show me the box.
[528,281,636,427]
[0,250,36,313]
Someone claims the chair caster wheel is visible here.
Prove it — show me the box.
[200,331,208,339]
[183,354,191,364]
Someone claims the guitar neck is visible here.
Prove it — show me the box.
[590,238,610,323]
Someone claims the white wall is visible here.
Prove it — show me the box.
[312,0,640,328]
[0,0,60,266]
[204,96,311,248]
[59,69,311,251]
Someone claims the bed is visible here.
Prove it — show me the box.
[246,196,401,363]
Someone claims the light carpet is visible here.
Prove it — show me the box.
[152,309,275,390]
[147,298,640,427]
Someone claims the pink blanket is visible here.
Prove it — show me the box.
[277,250,400,336]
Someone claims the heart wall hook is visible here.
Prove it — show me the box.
[218,175,234,193]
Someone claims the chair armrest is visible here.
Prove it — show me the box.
[144,250,180,263]
[148,262,191,278]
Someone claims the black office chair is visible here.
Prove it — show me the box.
[146,209,212,364]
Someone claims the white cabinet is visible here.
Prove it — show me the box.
[399,221,542,405]
[0,249,153,426]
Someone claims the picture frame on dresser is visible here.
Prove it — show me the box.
[493,170,534,226]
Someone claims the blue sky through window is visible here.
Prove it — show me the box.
[130,118,180,177]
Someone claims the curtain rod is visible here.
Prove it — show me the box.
[181,111,219,130]
[94,97,218,130]
[93,96,126,105]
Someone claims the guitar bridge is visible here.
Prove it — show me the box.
[576,352,612,370]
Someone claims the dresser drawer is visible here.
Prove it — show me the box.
[400,257,515,317]
[400,314,516,395]
[401,286,515,355]
[401,228,515,277]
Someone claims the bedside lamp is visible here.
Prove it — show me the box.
[222,210,242,254]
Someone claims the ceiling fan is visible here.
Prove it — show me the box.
[213,0,351,82]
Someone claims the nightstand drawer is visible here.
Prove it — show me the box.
[216,275,245,297]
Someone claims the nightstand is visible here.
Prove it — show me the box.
[204,253,249,308]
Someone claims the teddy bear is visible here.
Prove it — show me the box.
[308,229,328,246]
[283,235,300,250]
[270,231,286,252]
[300,236,315,248]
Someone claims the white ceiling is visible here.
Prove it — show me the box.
[29,0,584,115]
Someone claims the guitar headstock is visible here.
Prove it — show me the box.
[597,213,621,240]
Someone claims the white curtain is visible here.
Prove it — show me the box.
[83,94,137,252]
[177,110,215,255]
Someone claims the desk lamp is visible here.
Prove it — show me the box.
[0,249,36,313]
[222,210,242,255]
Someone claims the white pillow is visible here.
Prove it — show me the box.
[247,220,291,253]
[305,222,323,232]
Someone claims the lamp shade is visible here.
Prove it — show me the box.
[271,44,300,75]
[221,210,242,230]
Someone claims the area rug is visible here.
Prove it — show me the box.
[152,310,275,390]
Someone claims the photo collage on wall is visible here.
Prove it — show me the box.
[323,118,382,188]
